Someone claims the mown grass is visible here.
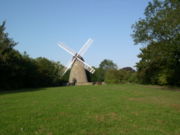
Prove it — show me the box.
[0,84,180,135]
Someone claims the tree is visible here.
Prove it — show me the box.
[35,57,63,86]
[132,0,179,45]
[98,59,118,81]
[99,59,118,70]
[105,69,120,84]
[0,21,20,89]
[0,21,64,90]
[0,21,17,56]
[104,67,137,84]
[121,67,135,72]
[132,0,180,85]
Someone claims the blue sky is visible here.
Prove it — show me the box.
[0,0,151,68]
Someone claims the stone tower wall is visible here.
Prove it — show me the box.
[69,60,88,84]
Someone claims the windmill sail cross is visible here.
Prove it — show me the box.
[57,38,95,85]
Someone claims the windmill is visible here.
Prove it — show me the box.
[58,38,95,85]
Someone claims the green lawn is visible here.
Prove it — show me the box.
[0,84,180,135]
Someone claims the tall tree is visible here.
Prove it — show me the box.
[0,21,20,89]
[99,59,118,70]
[132,0,180,85]
[35,57,64,86]
[98,59,118,81]
[0,21,17,56]
[0,21,64,90]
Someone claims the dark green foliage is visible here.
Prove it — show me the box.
[0,21,16,55]
[94,59,118,82]
[92,67,106,82]
[104,68,138,84]
[89,59,137,84]
[35,57,63,86]
[0,22,64,90]
[121,67,135,72]
[99,59,118,70]
[132,0,180,85]
[61,69,70,82]
[105,69,120,83]
[88,59,118,82]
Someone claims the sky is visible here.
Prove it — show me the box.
[0,0,151,68]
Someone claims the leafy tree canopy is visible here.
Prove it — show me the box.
[132,0,180,85]
[132,0,180,45]
[99,59,118,70]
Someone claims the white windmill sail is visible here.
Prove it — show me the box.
[58,38,95,77]
[78,38,93,56]
[58,43,76,56]
[62,58,76,76]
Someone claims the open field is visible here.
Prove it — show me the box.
[0,84,180,135]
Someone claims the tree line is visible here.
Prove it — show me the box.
[0,21,135,90]
[0,21,136,90]
[0,22,64,90]
[88,59,137,84]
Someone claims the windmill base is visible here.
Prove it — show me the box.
[75,82,93,86]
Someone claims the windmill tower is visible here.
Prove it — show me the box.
[58,39,95,85]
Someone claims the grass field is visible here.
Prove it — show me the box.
[0,84,180,135]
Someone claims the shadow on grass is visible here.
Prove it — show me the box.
[143,84,180,91]
[166,86,180,91]
[0,86,63,95]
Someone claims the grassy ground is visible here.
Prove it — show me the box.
[0,84,180,135]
